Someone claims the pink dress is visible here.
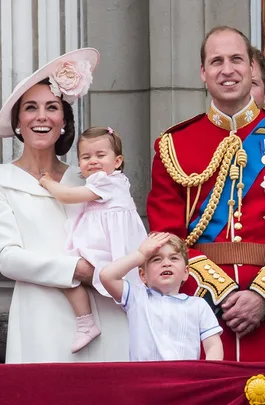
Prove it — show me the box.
[65,170,147,296]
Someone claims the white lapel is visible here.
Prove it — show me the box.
[0,164,84,196]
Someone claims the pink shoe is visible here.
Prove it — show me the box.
[72,314,101,354]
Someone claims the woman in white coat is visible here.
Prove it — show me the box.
[0,48,129,363]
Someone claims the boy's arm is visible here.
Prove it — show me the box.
[100,251,145,302]
[39,174,99,204]
[202,334,224,360]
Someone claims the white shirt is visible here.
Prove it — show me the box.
[119,281,223,361]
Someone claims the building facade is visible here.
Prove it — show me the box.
[0,0,258,361]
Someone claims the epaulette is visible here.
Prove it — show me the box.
[160,113,205,137]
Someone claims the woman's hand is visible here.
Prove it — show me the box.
[74,258,94,285]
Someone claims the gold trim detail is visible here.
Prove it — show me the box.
[196,287,208,298]
[189,256,238,305]
[250,267,265,298]
[245,374,265,405]
[208,98,260,131]
[159,131,246,247]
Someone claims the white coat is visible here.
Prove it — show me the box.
[0,164,129,363]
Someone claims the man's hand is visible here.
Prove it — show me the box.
[74,258,94,285]
[221,290,265,338]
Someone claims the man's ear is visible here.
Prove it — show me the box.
[200,64,206,83]
[139,267,147,284]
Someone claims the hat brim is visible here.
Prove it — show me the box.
[0,47,100,138]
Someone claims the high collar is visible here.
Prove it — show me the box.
[207,97,260,131]
[145,286,188,300]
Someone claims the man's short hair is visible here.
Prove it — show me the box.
[200,26,253,66]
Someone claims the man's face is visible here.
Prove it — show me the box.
[200,30,253,115]
[251,60,265,109]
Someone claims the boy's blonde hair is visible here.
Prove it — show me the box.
[141,233,189,269]
[165,234,189,265]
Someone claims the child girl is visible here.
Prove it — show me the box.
[39,126,147,353]
[100,232,224,361]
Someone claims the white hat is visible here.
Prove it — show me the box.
[0,47,100,138]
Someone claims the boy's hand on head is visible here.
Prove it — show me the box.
[39,173,55,188]
[139,232,170,260]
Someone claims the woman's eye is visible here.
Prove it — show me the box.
[48,105,58,110]
[25,105,36,111]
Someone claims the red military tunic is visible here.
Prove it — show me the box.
[147,98,265,362]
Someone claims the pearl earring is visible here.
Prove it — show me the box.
[15,128,21,135]
[60,128,65,135]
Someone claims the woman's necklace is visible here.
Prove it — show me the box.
[13,161,64,180]
[16,166,45,180]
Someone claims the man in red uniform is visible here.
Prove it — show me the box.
[147,26,265,362]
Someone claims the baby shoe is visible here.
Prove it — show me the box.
[72,314,101,354]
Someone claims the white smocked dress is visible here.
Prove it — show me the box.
[65,170,147,296]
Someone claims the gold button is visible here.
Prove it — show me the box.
[234,211,242,218]
[218,277,225,283]
[261,277,265,283]
[213,273,220,279]
[234,236,242,242]
[237,264,243,266]
[208,269,215,275]
[204,264,211,270]
[234,223,242,230]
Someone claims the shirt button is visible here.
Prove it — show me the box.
[234,236,242,242]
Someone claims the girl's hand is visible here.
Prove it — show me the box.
[39,173,55,188]
[139,232,170,260]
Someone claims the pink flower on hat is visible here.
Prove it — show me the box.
[49,60,93,104]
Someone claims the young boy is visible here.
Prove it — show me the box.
[100,232,223,361]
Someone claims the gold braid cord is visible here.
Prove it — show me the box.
[159,132,247,247]
[249,267,265,298]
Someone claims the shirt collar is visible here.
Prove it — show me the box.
[207,96,260,131]
[146,287,189,301]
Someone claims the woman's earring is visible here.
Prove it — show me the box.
[60,128,65,135]
[15,128,21,135]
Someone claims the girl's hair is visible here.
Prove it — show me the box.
[77,126,124,171]
[11,78,75,156]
